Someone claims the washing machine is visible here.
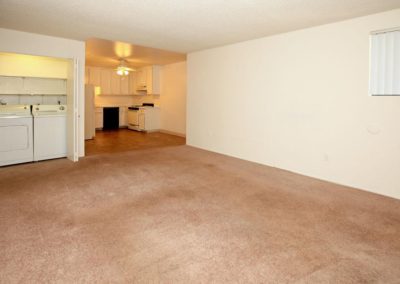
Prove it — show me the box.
[0,105,33,166]
[32,104,67,161]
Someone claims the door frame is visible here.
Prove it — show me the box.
[66,57,79,162]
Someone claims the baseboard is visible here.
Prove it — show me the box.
[159,129,186,138]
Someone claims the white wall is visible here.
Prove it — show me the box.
[0,52,69,78]
[160,61,186,136]
[0,28,86,157]
[94,95,135,107]
[187,9,400,199]
[131,95,160,106]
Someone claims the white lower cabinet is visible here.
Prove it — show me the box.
[95,108,103,129]
[96,107,128,128]
[139,108,160,131]
[119,107,127,127]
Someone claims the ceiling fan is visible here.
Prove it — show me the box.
[115,59,135,76]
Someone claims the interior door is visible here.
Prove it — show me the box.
[66,58,79,162]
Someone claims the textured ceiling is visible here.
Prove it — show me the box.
[0,0,400,53]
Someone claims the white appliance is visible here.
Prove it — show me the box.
[0,105,33,166]
[32,104,67,161]
[85,85,95,139]
[127,106,141,131]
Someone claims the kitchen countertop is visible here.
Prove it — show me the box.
[95,105,129,108]
[95,105,160,109]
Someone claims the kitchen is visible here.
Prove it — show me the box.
[84,38,187,155]
[0,37,187,166]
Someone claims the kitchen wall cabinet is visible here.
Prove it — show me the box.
[86,66,137,95]
[120,76,129,95]
[110,72,121,95]
[135,65,160,95]
[135,68,147,91]
[86,65,160,96]
[128,73,136,95]
[100,69,111,95]
[146,65,161,95]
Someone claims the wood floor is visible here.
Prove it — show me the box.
[85,129,185,156]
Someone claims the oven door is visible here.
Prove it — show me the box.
[127,110,139,130]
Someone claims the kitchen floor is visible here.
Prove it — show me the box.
[85,129,185,156]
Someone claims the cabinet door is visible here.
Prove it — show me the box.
[95,111,103,129]
[128,73,136,94]
[145,66,152,94]
[23,78,66,95]
[0,76,24,94]
[111,72,121,95]
[88,67,101,86]
[119,107,127,126]
[147,65,161,95]
[100,68,111,95]
[136,68,147,91]
[140,68,147,86]
[120,76,129,95]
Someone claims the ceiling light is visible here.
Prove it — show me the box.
[116,59,134,76]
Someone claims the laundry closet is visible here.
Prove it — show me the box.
[0,52,69,166]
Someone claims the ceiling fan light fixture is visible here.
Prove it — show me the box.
[116,59,133,76]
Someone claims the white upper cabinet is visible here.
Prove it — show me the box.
[135,65,160,95]
[147,65,160,95]
[86,65,160,95]
[0,76,66,95]
[24,77,66,95]
[110,72,121,95]
[120,75,129,95]
[0,76,24,94]
[100,68,111,95]
[128,72,136,95]
[136,68,147,91]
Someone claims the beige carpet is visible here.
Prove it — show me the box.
[0,146,399,283]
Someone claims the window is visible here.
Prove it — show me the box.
[369,29,400,96]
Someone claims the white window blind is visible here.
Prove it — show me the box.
[370,30,400,96]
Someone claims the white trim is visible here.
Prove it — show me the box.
[159,129,186,138]
[370,26,400,35]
